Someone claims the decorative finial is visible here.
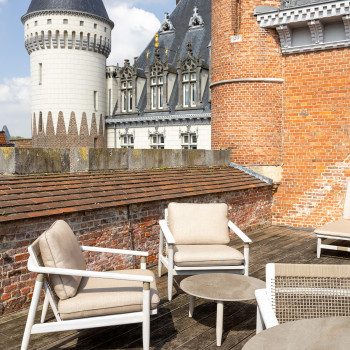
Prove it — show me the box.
[166,46,169,57]
[147,49,150,60]
[155,33,159,48]
[160,12,175,33]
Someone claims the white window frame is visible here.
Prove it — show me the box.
[183,73,197,107]
[181,132,198,149]
[121,80,132,113]
[150,134,165,149]
[151,75,164,110]
[120,134,134,149]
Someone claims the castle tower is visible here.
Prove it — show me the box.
[22,0,114,148]
[211,0,283,179]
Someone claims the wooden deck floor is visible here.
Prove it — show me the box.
[2,225,350,350]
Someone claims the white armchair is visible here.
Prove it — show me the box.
[158,202,252,300]
[21,220,159,350]
[255,263,350,334]
[315,178,350,257]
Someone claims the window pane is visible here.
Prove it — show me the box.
[122,91,127,112]
[158,86,163,108]
[184,135,189,143]
[152,78,157,85]
[123,136,127,144]
[191,83,196,106]
[152,87,157,109]
[122,82,126,88]
[158,77,163,84]
[153,136,157,144]
[192,135,197,143]
[184,84,189,107]
[129,90,133,111]
[191,73,196,81]
[128,81,132,88]
[160,136,164,144]
[130,136,134,144]
[191,146,197,149]
[183,74,189,82]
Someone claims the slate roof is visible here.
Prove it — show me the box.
[0,167,270,223]
[107,0,211,124]
[22,0,113,26]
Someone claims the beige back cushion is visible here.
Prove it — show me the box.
[39,220,86,300]
[343,179,350,220]
[168,202,229,245]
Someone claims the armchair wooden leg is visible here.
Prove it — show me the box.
[189,295,195,317]
[256,306,265,334]
[142,282,151,350]
[158,231,164,278]
[40,292,49,323]
[21,274,44,350]
[317,237,321,258]
[168,244,174,301]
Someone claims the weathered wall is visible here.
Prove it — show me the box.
[211,0,283,165]
[0,148,231,175]
[273,49,350,227]
[0,187,273,315]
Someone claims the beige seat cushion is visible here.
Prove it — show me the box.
[39,220,86,300]
[315,218,350,238]
[173,245,244,267]
[58,270,160,320]
[168,202,229,245]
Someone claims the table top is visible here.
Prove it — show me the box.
[180,273,265,302]
[243,317,350,350]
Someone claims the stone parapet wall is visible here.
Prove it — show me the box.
[0,148,231,175]
[0,187,273,315]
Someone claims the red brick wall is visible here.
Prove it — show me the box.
[0,187,272,315]
[273,49,350,228]
[211,0,283,165]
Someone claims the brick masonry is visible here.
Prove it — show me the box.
[32,112,106,148]
[0,187,272,315]
[211,0,350,227]
[272,49,350,228]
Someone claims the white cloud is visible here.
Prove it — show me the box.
[0,0,7,3]
[0,77,31,138]
[106,3,160,65]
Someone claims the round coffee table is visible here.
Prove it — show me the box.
[242,317,350,350]
[180,273,265,346]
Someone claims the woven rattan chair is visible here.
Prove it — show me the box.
[21,220,159,350]
[315,179,350,257]
[158,202,252,300]
[255,263,350,334]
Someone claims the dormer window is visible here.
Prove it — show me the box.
[121,80,133,112]
[183,73,196,107]
[151,75,164,110]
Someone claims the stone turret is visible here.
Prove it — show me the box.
[22,0,114,148]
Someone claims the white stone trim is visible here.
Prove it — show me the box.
[281,39,350,53]
[308,19,324,43]
[257,0,350,28]
[343,14,350,38]
[210,78,284,89]
[276,25,292,48]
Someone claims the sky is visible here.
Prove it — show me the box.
[0,0,175,138]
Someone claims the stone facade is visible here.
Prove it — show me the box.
[0,187,273,315]
[211,0,350,227]
[22,2,113,148]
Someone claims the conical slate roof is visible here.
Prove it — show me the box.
[23,0,111,23]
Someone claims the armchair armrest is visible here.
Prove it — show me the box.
[27,257,154,283]
[81,246,149,257]
[255,288,279,329]
[228,221,252,244]
[159,220,176,245]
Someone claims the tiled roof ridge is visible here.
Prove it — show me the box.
[0,167,271,223]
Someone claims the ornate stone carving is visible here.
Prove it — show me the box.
[189,6,204,29]
[308,19,324,44]
[276,25,292,48]
[160,12,175,33]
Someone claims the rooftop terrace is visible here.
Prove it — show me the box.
[1,225,349,350]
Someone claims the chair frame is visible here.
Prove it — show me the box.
[255,263,350,334]
[315,178,350,258]
[21,242,157,350]
[158,208,252,300]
